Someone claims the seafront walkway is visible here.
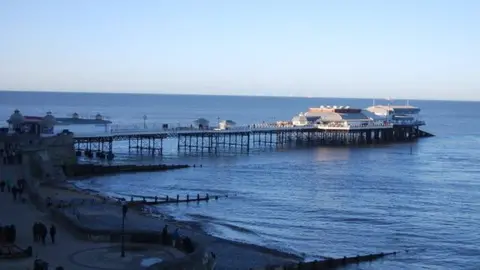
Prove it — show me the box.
[0,177,300,270]
[0,165,184,270]
[0,189,185,270]
[37,185,301,270]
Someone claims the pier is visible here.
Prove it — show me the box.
[72,122,433,158]
[3,104,433,159]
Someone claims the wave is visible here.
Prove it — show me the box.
[186,213,258,235]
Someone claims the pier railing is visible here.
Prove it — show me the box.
[109,124,319,135]
[73,121,399,138]
[109,122,393,134]
[391,120,425,126]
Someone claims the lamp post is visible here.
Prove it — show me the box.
[121,204,128,257]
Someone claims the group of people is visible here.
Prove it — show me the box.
[33,222,56,245]
[0,178,26,202]
[161,225,195,253]
[0,223,57,245]
[0,145,22,165]
[0,224,17,244]
[162,225,180,246]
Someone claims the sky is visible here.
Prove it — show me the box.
[0,0,479,100]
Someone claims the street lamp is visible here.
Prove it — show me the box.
[121,204,128,257]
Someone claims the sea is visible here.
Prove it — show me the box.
[1,91,479,270]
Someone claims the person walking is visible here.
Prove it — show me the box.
[161,225,168,245]
[0,180,5,192]
[40,223,47,245]
[49,224,57,244]
[33,223,38,242]
[172,228,179,248]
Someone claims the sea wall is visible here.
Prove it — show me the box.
[23,138,75,184]
[40,133,77,167]
[1,132,76,187]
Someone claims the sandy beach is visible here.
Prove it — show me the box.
[38,182,302,269]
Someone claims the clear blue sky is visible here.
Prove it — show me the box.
[1,0,479,100]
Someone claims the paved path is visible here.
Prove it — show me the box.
[0,166,183,270]
[1,162,300,269]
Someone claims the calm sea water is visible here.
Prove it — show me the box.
[1,91,479,270]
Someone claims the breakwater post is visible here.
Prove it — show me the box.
[254,249,424,270]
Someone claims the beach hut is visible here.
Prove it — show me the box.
[193,118,210,129]
[219,120,236,130]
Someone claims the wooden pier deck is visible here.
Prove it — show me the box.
[72,123,433,158]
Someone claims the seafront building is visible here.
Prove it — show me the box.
[1,110,77,185]
[365,105,425,126]
[291,105,388,128]
[291,104,424,129]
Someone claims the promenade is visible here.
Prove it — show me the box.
[0,165,300,270]
[37,184,301,270]
[0,165,184,270]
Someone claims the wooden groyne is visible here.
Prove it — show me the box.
[114,193,224,206]
[66,164,190,178]
[254,249,422,270]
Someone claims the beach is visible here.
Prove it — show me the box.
[37,181,302,269]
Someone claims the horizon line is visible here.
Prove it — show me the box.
[0,89,478,103]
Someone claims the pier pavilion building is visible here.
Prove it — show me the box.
[6,110,56,135]
[193,118,210,129]
[292,106,385,128]
[365,105,424,126]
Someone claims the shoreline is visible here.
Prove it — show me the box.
[55,180,303,264]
